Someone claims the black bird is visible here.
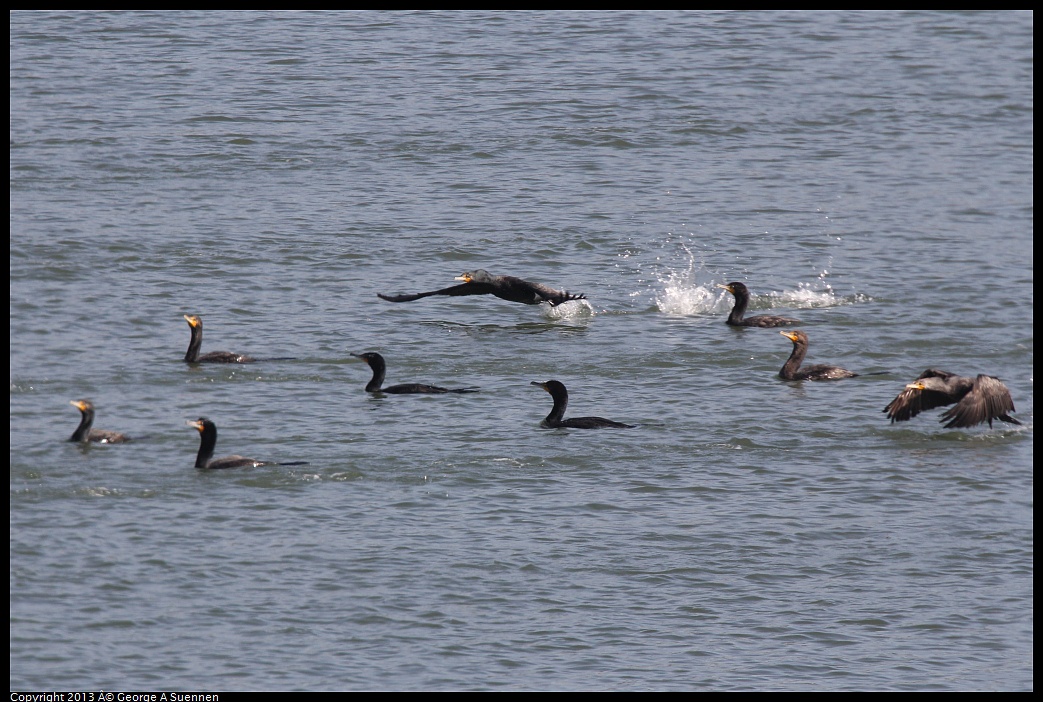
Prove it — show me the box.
[352,352,479,394]
[530,380,634,429]
[183,314,255,364]
[717,281,801,327]
[68,399,131,444]
[187,417,306,469]
[883,369,1020,429]
[778,330,857,381]
[377,269,586,307]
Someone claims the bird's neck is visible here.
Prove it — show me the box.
[779,343,807,380]
[545,392,568,426]
[726,294,749,325]
[70,410,94,442]
[185,327,202,362]
[195,427,217,468]
[365,362,386,392]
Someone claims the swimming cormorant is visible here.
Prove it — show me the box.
[377,269,586,307]
[69,399,131,443]
[183,314,255,364]
[352,352,479,394]
[883,369,1020,428]
[717,282,801,327]
[530,380,634,429]
[187,417,301,469]
[778,330,857,381]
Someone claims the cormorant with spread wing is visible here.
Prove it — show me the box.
[378,269,585,307]
[884,369,1020,428]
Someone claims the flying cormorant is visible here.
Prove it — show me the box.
[883,369,1020,428]
[378,269,586,307]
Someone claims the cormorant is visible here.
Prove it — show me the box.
[68,399,131,443]
[183,314,255,364]
[352,352,479,394]
[778,330,857,381]
[187,417,306,469]
[717,282,801,327]
[377,269,586,307]
[883,369,1020,429]
[530,380,634,429]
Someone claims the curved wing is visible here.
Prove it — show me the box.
[883,369,959,422]
[941,375,1020,428]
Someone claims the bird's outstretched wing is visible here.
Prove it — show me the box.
[940,374,1020,428]
[377,281,493,303]
[883,369,958,423]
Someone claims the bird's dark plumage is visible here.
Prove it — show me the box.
[352,352,478,394]
[530,380,634,429]
[717,282,801,327]
[778,330,857,381]
[187,417,301,469]
[884,369,1020,429]
[377,269,586,307]
[183,314,255,364]
[69,399,131,443]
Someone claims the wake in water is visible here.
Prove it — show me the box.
[764,277,871,309]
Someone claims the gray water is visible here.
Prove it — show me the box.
[9,11,1033,691]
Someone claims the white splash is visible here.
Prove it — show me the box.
[767,271,870,309]
[543,298,596,320]
[650,255,868,316]
[768,281,838,309]
[630,236,870,316]
[649,240,723,315]
[655,279,722,316]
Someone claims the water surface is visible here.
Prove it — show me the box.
[10,10,1033,691]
